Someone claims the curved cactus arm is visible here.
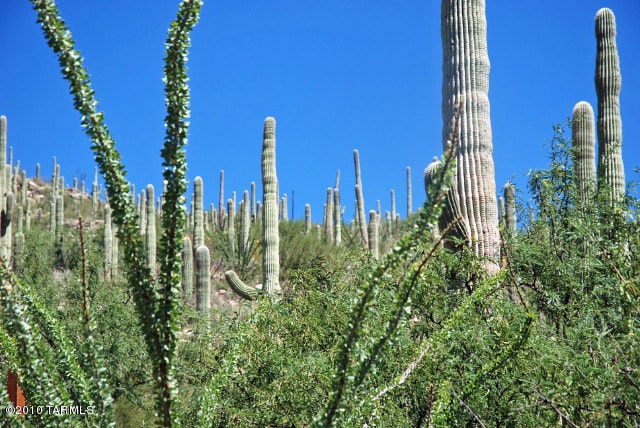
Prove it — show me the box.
[224,270,260,301]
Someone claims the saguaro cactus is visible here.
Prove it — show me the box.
[195,244,211,313]
[333,187,342,246]
[368,210,379,260]
[227,198,236,253]
[193,176,205,249]
[503,183,516,234]
[325,187,334,243]
[0,116,13,262]
[305,203,312,234]
[182,237,193,301]
[572,101,597,202]
[441,0,500,267]
[218,170,225,230]
[145,184,156,272]
[595,7,624,202]
[261,117,280,294]
[424,155,470,247]
[240,190,250,257]
[225,117,280,299]
[353,149,368,248]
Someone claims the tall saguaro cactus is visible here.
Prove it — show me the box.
[261,117,280,295]
[0,116,12,262]
[193,176,205,249]
[146,184,156,272]
[353,149,368,248]
[595,7,624,203]
[441,0,500,267]
[225,117,281,300]
[572,101,597,202]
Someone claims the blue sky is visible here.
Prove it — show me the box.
[1,1,639,223]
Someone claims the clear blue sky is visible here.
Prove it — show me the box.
[1,1,639,223]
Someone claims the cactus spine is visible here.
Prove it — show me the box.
[145,184,156,272]
[595,8,624,203]
[441,0,500,267]
[572,101,597,202]
[195,245,211,313]
[354,149,368,248]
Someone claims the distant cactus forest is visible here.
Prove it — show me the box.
[2,1,639,427]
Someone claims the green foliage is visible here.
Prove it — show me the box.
[2,2,639,427]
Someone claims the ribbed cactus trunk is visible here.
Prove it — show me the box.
[227,198,236,254]
[333,187,341,246]
[193,176,205,249]
[441,0,500,268]
[0,116,11,262]
[281,194,288,221]
[572,101,597,203]
[195,245,211,313]
[368,210,379,260]
[353,149,368,249]
[145,184,156,272]
[262,117,280,295]
[325,187,334,243]
[305,203,311,235]
[424,155,470,248]
[218,170,225,230]
[92,167,99,215]
[182,237,193,302]
[595,8,624,203]
[503,183,516,234]
[250,181,256,222]
[240,190,250,257]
